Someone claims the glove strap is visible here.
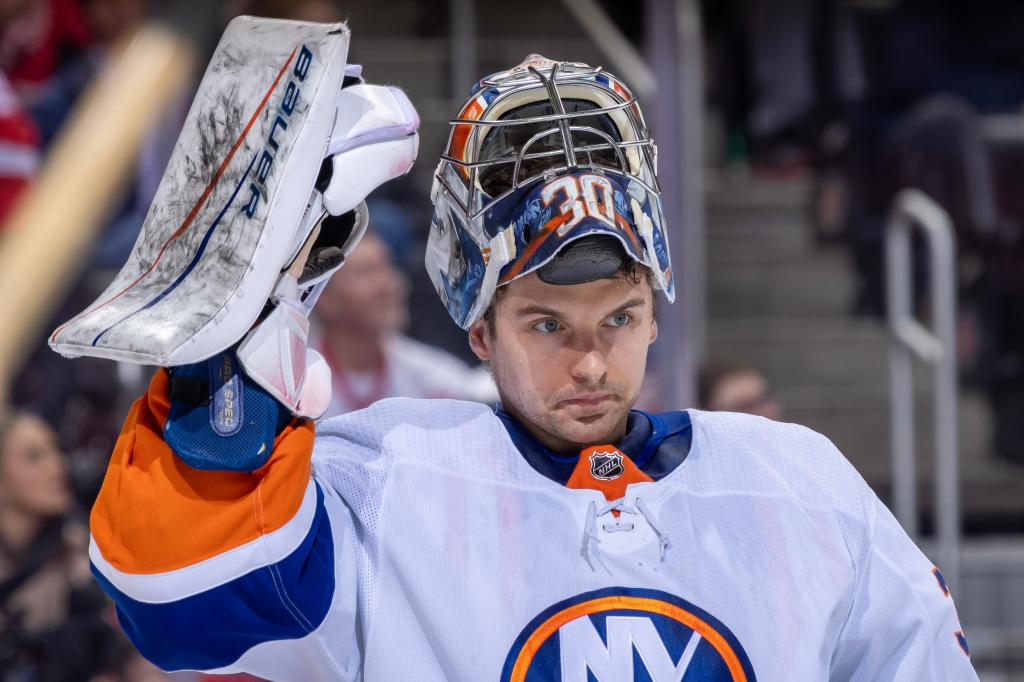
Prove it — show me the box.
[236,274,333,419]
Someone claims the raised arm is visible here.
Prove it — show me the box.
[89,363,364,679]
[43,17,418,679]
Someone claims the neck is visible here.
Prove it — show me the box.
[0,505,45,553]
[322,325,387,374]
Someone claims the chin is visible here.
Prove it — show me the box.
[553,410,627,447]
[32,491,72,517]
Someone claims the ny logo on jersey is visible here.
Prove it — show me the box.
[560,615,703,680]
[502,587,755,682]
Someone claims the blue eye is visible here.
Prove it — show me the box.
[533,319,561,333]
[608,313,631,327]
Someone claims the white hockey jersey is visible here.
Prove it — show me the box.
[89,370,977,680]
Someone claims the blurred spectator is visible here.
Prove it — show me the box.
[10,0,182,488]
[24,0,174,272]
[364,197,416,267]
[832,2,1024,462]
[0,71,39,227]
[11,282,130,506]
[0,411,125,680]
[0,0,92,104]
[747,0,862,171]
[28,0,147,147]
[226,0,342,26]
[312,229,497,418]
[698,364,783,420]
[704,0,863,172]
[842,0,1024,316]
[111,651,173,682]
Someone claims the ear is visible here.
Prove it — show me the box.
[649,316,658,345]
[468,320,493,362]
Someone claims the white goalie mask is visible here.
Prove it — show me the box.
[426,54,675,329]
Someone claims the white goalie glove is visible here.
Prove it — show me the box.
[236,77,418,418]
[49,17,419,419]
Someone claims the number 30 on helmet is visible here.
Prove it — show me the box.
[426,54,676,329]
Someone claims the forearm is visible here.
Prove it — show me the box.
[90,369,348,675]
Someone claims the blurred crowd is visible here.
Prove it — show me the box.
[704,0,1024,463]
[1,1,173,678]
[1,0,1023,678]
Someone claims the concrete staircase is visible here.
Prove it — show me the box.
[705,174,1024,524]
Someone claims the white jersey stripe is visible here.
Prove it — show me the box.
[89,478,319,603]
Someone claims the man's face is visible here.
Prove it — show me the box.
[708,371,783,421]
[469,271,657,454]
[315,231,408,335]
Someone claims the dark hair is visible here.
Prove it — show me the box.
[481,261,657,336]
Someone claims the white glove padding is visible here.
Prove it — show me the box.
[242,80,419,418]
[236,273,333,419]
[323,83,419,216]
[280,80,419,282]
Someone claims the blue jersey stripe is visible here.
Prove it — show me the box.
[92,482,335,672]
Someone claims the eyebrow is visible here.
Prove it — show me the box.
[609,297,646,314]
[515,304,564,318]
[514,296,647,318]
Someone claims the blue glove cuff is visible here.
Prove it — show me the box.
[164,350,290,472]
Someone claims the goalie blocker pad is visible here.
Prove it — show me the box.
[49,16,418,367]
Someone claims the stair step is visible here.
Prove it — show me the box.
[785,394,988,475]
[707,252,855,317]
[707,320,888,388]
[706,173,811,209]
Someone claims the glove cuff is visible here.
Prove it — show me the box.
[164,351,291,472]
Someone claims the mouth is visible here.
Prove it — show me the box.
[559,393,613,409]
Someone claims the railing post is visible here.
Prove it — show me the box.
[886,188,960,588]
[887,206,918,538]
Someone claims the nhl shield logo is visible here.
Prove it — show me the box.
[589,449,624,480]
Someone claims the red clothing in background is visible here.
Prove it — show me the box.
[0,72,40,226]
[0,0,92,96]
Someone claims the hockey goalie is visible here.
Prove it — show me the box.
[49,16,977,682]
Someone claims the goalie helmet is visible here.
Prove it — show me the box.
[427,54,675,329]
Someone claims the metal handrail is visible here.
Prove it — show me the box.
[886,188,960,588]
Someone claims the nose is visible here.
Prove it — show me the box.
[45,449,68,477]
[390,267,410,301]
[570,349,608,386]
